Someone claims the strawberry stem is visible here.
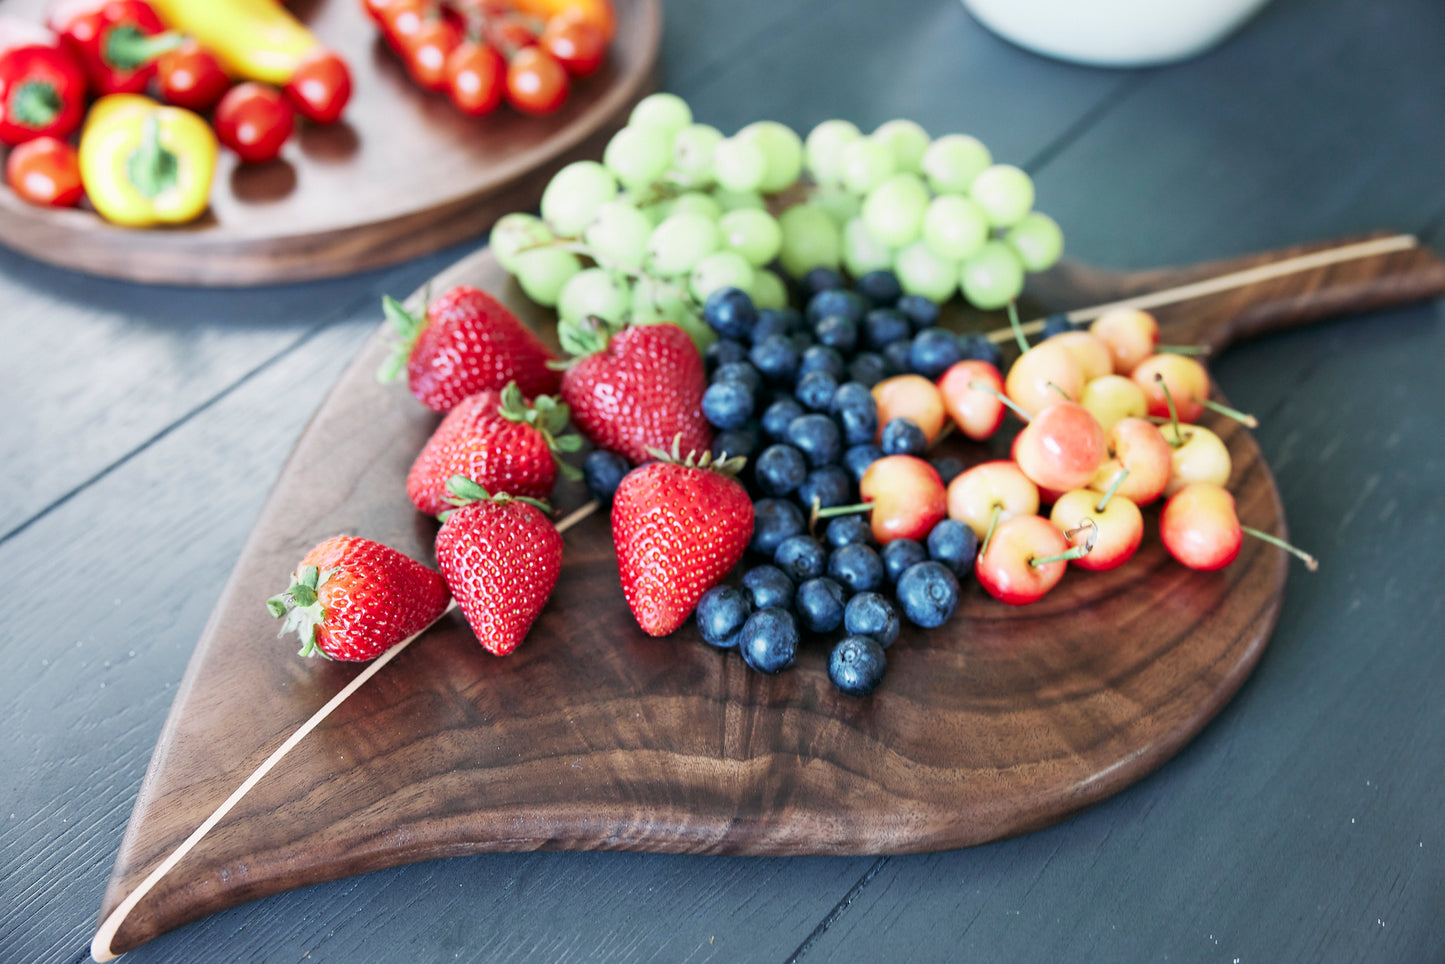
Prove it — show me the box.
[267,565,329,659]
[376,294,428,384]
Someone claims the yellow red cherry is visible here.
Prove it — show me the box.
[1050,488,1142,572]
[976,514,1082,605]
[946,459,1039,541]
[1164,423,1231,496]
[872,374,947,443]
[1133,353,1211,423]
[1048,330,1114,382]
[1079,374,1147,433]
[936,359,1006,440]
[1005,339,1085,418]
[859,454,947,543]
[1089,308,1159,374]
[1012,400,1106,493]
[1091,416,1172,506]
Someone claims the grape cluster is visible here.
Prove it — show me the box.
[490,93,1063,351]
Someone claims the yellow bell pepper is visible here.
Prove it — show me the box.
[79,94,217,227]
[147,0,319,86]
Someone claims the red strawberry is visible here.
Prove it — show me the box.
[558,319,712,466]
[610,443,754,636]
[378,284,561,412]
[406,381,583,516]
[434,478,562,655]
[267,536,451,661]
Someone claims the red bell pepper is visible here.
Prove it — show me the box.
[48,0,180,95]
[0,19,88,147]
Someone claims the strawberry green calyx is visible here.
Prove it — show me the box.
[645,433,748,478]
[266,565,331,659]
[553,314,627,365]
[442,475,554,520]
[496,381,585,481]
[376,293,428,384]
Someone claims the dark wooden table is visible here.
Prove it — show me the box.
[5,0,1444,960]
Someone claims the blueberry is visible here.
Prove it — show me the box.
[881,338,914,375]
[895,560,961,628]
[786,413,842,468]
[828,636,887,696]
[843,443,883,483]
[1041,312,1078,339]
[843,592,900,648]
[739,607,799,674]
[788,330,817,354]
[705,337,749,373]
[931,456,965,487]
[814,314,859,354]
[742,564,795,610]
[712,424,758,461]
[751,308,797,345]
[797,464,853,511]
[847,351,889,388]
[794,370,839,412]
[794,577,847,633]
[761,397,806,441]
[702,380,755,430]
[797,344,846,380]
[909,328,963,379]
[754,443,808,496]
[830,381,879,446]
[855,270,903,308]
[695,585,753,649]
[749,498,806,556]
[862,308,912,350]
[828,543,885,594]
[881,538,928,583]
[806,287,866,326]
[958,333,1004,369]
[824,514,873,548]
[582,449,630,503]
[774,534,827,582]
[926,518,978,578]
[896,294,940,332]
[880,417,927,457]
[801,266,845,299]
[703,286,758,340]
[712,360,763,394]
[749,335,800,384]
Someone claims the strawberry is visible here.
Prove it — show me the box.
[267,536,451,661]
[434,477,563,656]
[407,381,583,516]
[378,284,561,412]
[610,442,754,636]
[558,318,712,466]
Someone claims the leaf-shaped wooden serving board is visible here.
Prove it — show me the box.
[95,234,1445,957]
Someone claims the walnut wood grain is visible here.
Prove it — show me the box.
[0,0,659,286]
[96,236,1445,955]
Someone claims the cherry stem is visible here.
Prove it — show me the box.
[928,421,955,449]
[1240,525,1319,571]
[968,379,1031,423]
[1047,380,1072,401]
[1195,395,1259,428]
[813,501,872,522]
[1096,468,1130,512]
[1030,542,1093,567]
[980,504,1002,558]
[1154,373,1186,447]
[1005,301,1030,355]
[1158,343,1210,357]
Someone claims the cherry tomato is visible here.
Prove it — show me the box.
[541,12,606,77]
[490,16,538,53]
[284,47,352,124]
[379,0,434,54]
[505,46,569,115]
[213,82,295,164]
[445,42,506,117]
[5,136,83,207]
[404,17,461,92]
[156,40,231,112]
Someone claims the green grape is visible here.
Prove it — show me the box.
[629,92,693,133]
[920,134,992,195]
[604,124,673,191]
[647,211,720,275]
[812,185,861,227]
[843,217,894,277]
[670,191,723,222]
[671,123,723,186]
[959,240,1025,309]
[894,240,958,304]
[633,275,715,350]
[738,120,804,193]
[1006,211,1064,272]
[804,119,862,186]
[778,203,842,278]
[718,208,782,267]
[872,119,930,174]
[540,161,618,236]
[713,136,768,192]
[583,200,652,270]
[922,194,989,262]
[711,188,766,212]
[861,173,929,248]
[491,213,553,275]
[969,164,1034,228]
[557,268,631,325]
[690,251,756,303]
[514,248,582,308]
[750,268,789,309]
[840,137,896,195]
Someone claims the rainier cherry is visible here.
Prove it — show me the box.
[857,454,947,543]
[1050,486,1142,572]
[1133,353,1211,422]
[1089,308,1159,375]
[1090,416,1172,506]
[1005,338,1085,418]
[936,359,1006,440]
[1048,330,1114,382]
[1164,423,1232,496]
[1079,374,1147,433]
[872,374,947,443]
[1013,400,1106,493]
[1160,483,1317,572]
[976,514,1091,605]
[946,460,1039,541]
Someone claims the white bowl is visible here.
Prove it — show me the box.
[962,0,1274,67]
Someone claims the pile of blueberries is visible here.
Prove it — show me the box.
[585,268,1012,696]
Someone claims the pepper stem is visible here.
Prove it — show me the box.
[1241,525,1319,571]
[12,80,62,128]
[126,114,180,200]
[105,26,184,71]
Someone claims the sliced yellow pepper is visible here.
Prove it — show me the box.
[147,0,319,86]
[79,94,217,228]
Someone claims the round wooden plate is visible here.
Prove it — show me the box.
[0,0,659,285]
